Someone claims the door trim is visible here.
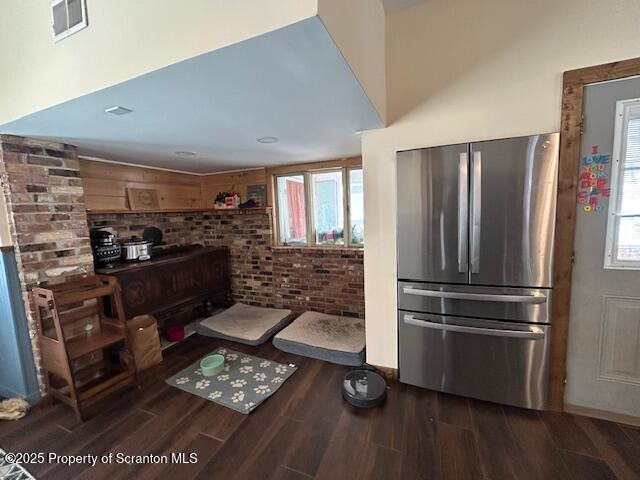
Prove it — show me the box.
[551,56,640,410]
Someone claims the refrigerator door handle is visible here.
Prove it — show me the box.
[402,286,547,304]
[403,314,546,339]
[471,150,482,273]
[458,152,469,273]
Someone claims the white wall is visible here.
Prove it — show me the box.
[0,0,317,125]
[363,0,640,368]
[318,0,387,123]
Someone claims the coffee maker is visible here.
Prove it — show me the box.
[90,229,122,267]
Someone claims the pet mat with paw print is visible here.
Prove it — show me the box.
[165,347,296,414]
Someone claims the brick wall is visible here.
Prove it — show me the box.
[89,209,365,318]
[202,210,274,306]
[202,210,365,318]
[271,248,364,318]
[0,135,94,390]
[87,211,204,248]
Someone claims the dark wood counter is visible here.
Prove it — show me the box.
[95,246,222,274]
[96,246,230,330]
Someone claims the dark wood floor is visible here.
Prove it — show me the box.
[2,335,640,480]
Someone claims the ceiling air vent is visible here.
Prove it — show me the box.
[51,0,88,43]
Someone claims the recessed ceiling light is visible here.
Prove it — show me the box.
[174,151,196,156]
[355,130,364,135]
[104,106,133,115]
[256,136,279,144]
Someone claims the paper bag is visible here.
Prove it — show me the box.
[127,314,163,371]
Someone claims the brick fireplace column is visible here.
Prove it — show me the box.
[0,135,94,392]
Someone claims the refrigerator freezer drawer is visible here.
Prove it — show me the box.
[397,281,551,324]
[398,312,550,409]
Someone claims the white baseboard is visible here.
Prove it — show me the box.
[565,403,640,427]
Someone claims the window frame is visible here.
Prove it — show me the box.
[604,97,640,270]
[273,165,363,248]
[309,168,346,246]
[275,172,309,246]
[51,0,88,43]
[346,166,364,247]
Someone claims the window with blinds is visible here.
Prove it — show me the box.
[605,98,640,269]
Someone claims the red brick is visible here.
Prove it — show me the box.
[1,136,93,393]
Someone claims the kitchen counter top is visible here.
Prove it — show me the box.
[95,245,227,274]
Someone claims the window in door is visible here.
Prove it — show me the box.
[51,0,88,42]
[605,98,640,269]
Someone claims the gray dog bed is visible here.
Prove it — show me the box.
[273,311,365,366]
[196,303,294,346]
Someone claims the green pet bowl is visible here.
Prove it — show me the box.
[200,354,225,377]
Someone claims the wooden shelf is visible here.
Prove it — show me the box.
[59,304,100,326]
[56,285,115,306]
[205,207,272,214]
[66,331,126,360]
[85,206,271,215]
[78,370,134,403]
[86,208,206,214]
[32,274,140,422]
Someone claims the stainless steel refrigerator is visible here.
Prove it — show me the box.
[396,133,559,410]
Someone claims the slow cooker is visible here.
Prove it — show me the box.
[121,238,154,262]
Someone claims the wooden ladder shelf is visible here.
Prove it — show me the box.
[32,275,139,422]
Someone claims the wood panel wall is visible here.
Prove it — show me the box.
[80,159,268,213]
[79,157,359,213]
[201,169,267,208]
[79,160,205,212]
